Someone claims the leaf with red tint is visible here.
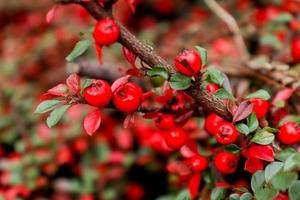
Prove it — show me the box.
[126,68,141,77]
[142,91,156,101]
[95,44,102,64]
[180,140,198,158]
[246,144,274,162]
[66,73,80,94]
[272,88,294,105]
[227,101,237,116]
[122,46,137,67]
[46,5,57,24]
[233,101,253,123]
[244,157,264,174]
[188,173,201,198]
[123,114,135,129]
[166,160,191,176]
[83,109,101,136]
[48,83,68,97]
[155,88,174,104]
[38,93,59,102]
[142,111,160,119]
[175,110,194,124]
[111,75,131,93]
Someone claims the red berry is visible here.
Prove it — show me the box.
[155,114,176,130]
[215,121,239,145]
[174,50,201,77]
[205,83,219,94]
[84,80,112,108]
[278,122,300,145]
[93,18,119,46]
[249,98,270,119]
[291,38,300,62]
[113,82,142,113]
[164,127,187,150]
[214,151,239,174]
[189,155,208,172]
[205,113,225,135]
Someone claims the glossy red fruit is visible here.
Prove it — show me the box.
[189,155,208,172]
[249,98,270,119]
[93,18,119,46]
[278,122,300,145]
[291,38,300,62]
[84,80,112,108]
[164,127,187,150]
[205,113,225,135]
[205,83,219,94]
[155,114,176,130]
[214,151,239,174]
[174,50,201,77]
[215,121,239,145]
[113,82,142,113]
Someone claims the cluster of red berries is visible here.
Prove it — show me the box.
[83,79,143,113]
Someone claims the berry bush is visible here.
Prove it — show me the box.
[1,0,300,199]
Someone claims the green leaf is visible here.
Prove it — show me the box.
[195,46,207,67]
[211,187,227,200]
[215,89,234,101]
[265,162,284,183]
[66,40,93,62]
[289,181,300,200]
[272,13,293,23]
[224,144,241,154]
[169,73,192,90]
[270,172,298,191]
[240,193,253,200]
[206,68,224,85]
[275,148,297,162]
[246,89,271,100]
[236,123,250,135]
[247,113,259,132]
[254,188,278,200]
[229,193,240,200]
[278,115,300,127]
[34,100,61,114]
[283,153,300,171]
[260,35,282,49]
[147,66,168,80]
[46,105,71,128]
[251,129,275,145]
[174,189,190,200]
[251,170,265,192]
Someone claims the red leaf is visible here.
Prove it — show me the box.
[246,144,274,162]
[125,0,139,13]
[46,6,57,24]
[244,157,264,174]
[122,46,137,66]
[142,91,156,101]
[48,83,68,97]
[188,173,201,198]
[95,44,103,64]
[166,160,191,176]
[66,73,80,94]
[111,75,131,93]
[123,114,135,129]
[272,88,294,105]
[180,140,198,158]
[83,109,101,136]
[233,101,253,123]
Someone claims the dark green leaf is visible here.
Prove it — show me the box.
[251,170,265,192]
[254,188,278,200]
[289,181,300,200]
[246,89,271,100]
[147,66,168,80]
[34,100,61,114]
[66,40,93,62]
[270,172,298,191]
[195,46,207,67]
[251,129,275,145]
[206,68,224,85]
[46,105,71,128]
[247,113,258,132]
[224,144,241,154]
[169,73,192,90]
[236,123,250,135]
[265,162,284,182]
[215,89,234,101]
[211,187,227,200]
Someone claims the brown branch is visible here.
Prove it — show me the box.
[56,0,232,121]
